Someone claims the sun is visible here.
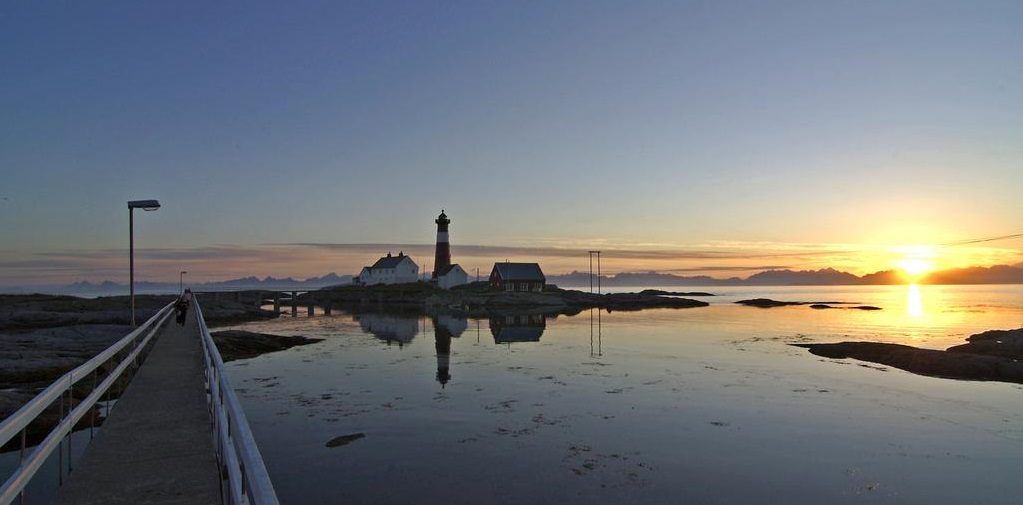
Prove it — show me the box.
[893,258,934,277]
[891,246,938,278]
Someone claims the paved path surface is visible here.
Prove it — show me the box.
[53,310,220,505]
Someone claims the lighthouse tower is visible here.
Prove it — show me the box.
[433,210,451,279]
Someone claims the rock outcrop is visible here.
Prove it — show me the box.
[737,298,881,310]
[794,328,1023,384]
[211,330,323,362]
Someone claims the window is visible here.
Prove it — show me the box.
[520,282,528,291]
[505,282,514,291]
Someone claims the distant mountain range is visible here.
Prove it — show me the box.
[548,264,1023,287]
[3,265,1021,296]
[2,273,355,296]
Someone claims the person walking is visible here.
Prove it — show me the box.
[175,289,192,326]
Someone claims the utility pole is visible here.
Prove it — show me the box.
[588,251,601,294]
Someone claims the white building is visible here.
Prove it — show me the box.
[436,264,469,290]
[356,252,419,285]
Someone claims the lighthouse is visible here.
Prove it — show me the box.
[433,210,451,279]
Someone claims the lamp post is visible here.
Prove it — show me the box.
[128,199,161,326]
[180,270,188,295]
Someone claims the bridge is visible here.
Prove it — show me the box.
[195,289,334,317]
[0,297,278,505]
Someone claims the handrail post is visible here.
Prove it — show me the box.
[90,369,97,439]
[58,389,64,486]
[19,429,26,505]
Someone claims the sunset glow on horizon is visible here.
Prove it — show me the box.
[0,237,1016,287]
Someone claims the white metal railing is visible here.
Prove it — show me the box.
[0,302,175,505]
[194,296,279,505]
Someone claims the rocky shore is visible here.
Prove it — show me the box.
[306,282,710,315]
[794,328,1023,384]
[0,294,176,330]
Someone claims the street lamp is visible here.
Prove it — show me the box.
[180,270,188,294]
[128,199,161,326]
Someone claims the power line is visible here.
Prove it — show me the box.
[941,233,1023,246]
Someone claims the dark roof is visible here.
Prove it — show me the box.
[438,264,463,276]
[492,262,545,281]
[369,252,411,270]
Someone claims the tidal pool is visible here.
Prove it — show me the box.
[226,285,1023,504]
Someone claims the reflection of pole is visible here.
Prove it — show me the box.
[598,308,602,356]
[589,308,594,357]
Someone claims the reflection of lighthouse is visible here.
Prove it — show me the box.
[433,316,453,386]
[431,314,465,387]
[433,210,451,279]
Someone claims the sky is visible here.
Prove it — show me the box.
[1,0,1021,286]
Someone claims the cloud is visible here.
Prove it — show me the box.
[657,265,796,273]
[2,238,1020,287]
[287,242,834,261]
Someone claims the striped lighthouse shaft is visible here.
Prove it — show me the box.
[433,212,451,279]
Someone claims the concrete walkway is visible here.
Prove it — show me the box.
[53,310,220,505]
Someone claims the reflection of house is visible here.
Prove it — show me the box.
[489,263,545,292]
[489,314,546,343]
[355,313,419,347]
[356,252,419,285]
[437,264,469,290]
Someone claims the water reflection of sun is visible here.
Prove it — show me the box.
[906,283,924,318]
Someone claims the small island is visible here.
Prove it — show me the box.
[736,298,882,310]
[794,328,1023,384]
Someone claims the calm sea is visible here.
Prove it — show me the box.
[221,284,1023,504]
